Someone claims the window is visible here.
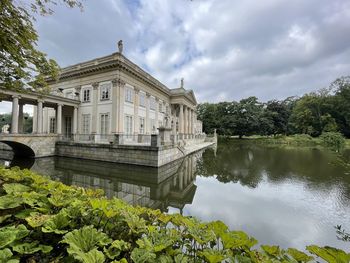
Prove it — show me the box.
[158,120,163,128]
[100,83,111,100]
[150,119,156,133]
[124,115,133,135]
[100,114,109,135]
[125,88,133,103]
[139,93,146,107]
[159,102,163,113]
[139,117,145,134]
[150,98,156,110]
[65,116,72,137]
[49,117,56,133]
[165,105,169,114]
[82,114,90,134]
[82,89,90,102]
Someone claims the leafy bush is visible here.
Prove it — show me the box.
[320,132,346,151]
[0,166,349,262]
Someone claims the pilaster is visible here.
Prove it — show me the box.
[11,95,19,134]
[18,103,24,133]
[134,88,139,134]
[145,93,150,134]
[91,82,99,134]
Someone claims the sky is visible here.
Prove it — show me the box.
[1,0,350,113]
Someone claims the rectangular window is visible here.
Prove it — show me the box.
[139,93,146,107]
[150,98,156,110]
[82,89,90,102]
[49,117,56,133]
[150,119,156,133]
[125,88,134,103]
[139,117,145,134]
[65,116,72,137]
[100,114,109,135]
[165,105,169,114]
[159,103,163,113]
[82,114,90,134]
[158,120,163,128]
[124,115,133,135]
[100,83,111,101]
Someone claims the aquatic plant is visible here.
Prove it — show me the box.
[0,166,349,262]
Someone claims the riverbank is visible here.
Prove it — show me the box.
[221,134,350,149]
[0,167,348,262]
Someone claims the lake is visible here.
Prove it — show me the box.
[1,139,349,251]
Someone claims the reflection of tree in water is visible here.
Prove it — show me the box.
[197,140,350,197]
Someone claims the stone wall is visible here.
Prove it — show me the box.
[56,141,186,167]
[0,135,58,157]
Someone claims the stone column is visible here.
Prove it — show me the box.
[117,79,125,133]
[11,95,19,134]
[179,104,184,135]
[111,79,118,133]
[91,83,98,134]
[184,106,188,136]
[18,103,24,133]
[32,105,37,134]
[145,93,150,134]
[155,98,159,131]
[73,106,78,134]
[189,109,193,138]
[134,88,139,134]
[37,100,43,134]
[56,104,62,135]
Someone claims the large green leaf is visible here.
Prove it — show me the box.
[0,195,23,210]
[221,231,257,250]
[25,213,52,228]
[79,248,105,263]
[306,245,350,263]
[2,183,31,195]
[62,226,112,257]
[12,242,52,254]
[42,209,71,234]
[198,248,227,263]
[130,248,156,263]
[104,240,130,260]
[287,248,313,262]
[0,225,29,248]
[0,248,13,263]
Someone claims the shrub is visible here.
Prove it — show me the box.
[0,167,349,262]
[320,132,346,152]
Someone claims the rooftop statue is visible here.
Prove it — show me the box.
[118,40,123,54]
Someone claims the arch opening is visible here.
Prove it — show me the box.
[0,140,35,158]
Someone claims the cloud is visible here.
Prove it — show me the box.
[2,0,350,113]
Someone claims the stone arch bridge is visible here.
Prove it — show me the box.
[0,134,58,158]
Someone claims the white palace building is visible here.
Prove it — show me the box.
[39,42,203,141]
[0,42,214,167]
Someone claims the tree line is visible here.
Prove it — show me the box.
[197,76,350,138]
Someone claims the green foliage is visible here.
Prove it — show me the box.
[0,0,82,91]
[0,166,348,262]
[320,132,346,151]
[197,76,350,139]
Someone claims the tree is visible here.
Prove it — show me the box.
[289,90,336,136]
[230,97,263,138]
[265,100,291,135]
[0,0,82,91]
[329,76,350,137]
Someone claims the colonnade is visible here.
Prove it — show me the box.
[9,95,78,135]
[176,104,196,138]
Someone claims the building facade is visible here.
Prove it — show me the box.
[39,47,203,141]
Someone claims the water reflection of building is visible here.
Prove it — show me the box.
[6,151,203,212]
